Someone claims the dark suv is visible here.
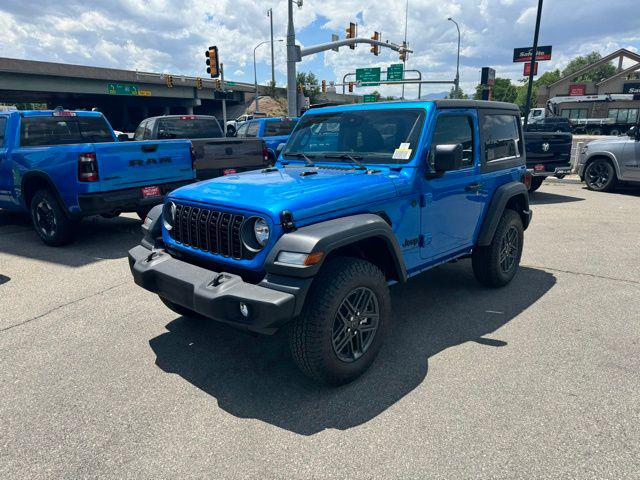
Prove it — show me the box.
[526,116,573,133]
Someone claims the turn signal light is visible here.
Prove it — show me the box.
[78,152,98,182]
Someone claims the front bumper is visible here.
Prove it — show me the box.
[128,245,301,334]
[77,180,192,216]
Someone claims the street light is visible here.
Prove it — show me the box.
[254,39,283,113]
[447,17,461,98]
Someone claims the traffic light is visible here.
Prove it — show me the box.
[321,80,326,93]
[196,77,203,89]
[166,75,173,88]
[370,32,380,55]
[399,41,408,62]
[348,82,354,93]
[345,22,356,49]
[214,79,222,90]
[205,45,220,78]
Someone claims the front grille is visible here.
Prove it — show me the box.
[170,204,245,259]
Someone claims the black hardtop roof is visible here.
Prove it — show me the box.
[433,99,520,111]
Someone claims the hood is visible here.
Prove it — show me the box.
[169,165,399,222]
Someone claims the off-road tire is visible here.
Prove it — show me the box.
[30,189,76,246]
[159,296,204,319]
[290,257,391,385]
[584,158,617,192]
[472,209,523,288]
[528,176,544,192]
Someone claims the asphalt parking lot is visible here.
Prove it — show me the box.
[1,177,639,479]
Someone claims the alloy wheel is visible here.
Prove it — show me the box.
[35,199,57,237]
[332,287,380,363]
[586,162,610,189]
[499,226,519,273]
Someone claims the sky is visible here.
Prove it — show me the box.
[1,0,639,99]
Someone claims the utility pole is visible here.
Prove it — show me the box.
[221,63,227,135]
[286,1,298,117]
[267,8,275,89]
[523,0,543,130]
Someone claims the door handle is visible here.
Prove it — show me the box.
[465,183,483,192]
[141,144,158,152]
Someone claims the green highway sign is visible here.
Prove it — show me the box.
[387,63,404,81]
[225,81,237,86]
[356,67,381,86]
[363,94,377,103]
[107,83,139,96]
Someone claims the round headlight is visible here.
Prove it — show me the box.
[254,218,270,247]
[163,201,176,230]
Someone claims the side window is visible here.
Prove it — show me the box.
[245,122,259,138]
[428,115,475,169]
[134,121,146,141]
[143,120,153,140]
[0,117,7,146]
[482,114,521,163]
[236,123,249,137]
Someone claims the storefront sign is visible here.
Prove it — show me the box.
[569,84,586,96]
[524,62,538,76]
[622,81,640,94]
[513,45,552,63]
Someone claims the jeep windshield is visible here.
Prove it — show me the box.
[284,109,426,164]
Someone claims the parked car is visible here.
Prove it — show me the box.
[577,125,640,191]
[236,117,299,163]
[133,115,269,180]
[523,131,573,191]
[0,109,194,245]
[527,116,573,133]
[225,112,267,136]
[129,99,532,385]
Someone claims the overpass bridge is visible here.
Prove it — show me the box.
[0,57,359,131]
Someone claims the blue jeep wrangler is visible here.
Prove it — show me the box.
[129,100,532,385]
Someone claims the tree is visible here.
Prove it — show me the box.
[296,71,320,104]
[514,69,561,111]
[561,52,617,83]
[446,86,468,99]
[473,77,518,103]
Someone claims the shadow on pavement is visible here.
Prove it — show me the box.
[149,262,556,436]
[529,191,585,205]
[0,210,142,267]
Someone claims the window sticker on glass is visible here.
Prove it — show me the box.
[393,143,412,160]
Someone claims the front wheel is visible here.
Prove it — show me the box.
[584,159,616,192]
[290,257,390,385]
[30,189,76,246]
[472,209,523,287]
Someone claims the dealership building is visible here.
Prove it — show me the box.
[537,49,640,125]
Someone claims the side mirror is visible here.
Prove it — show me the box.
[226,129,236,137]
[276,143,285,154]
[628,125,639,139]
[433,144,463,173]
[117,133,130,141]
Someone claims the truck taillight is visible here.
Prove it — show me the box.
[78,153,99,182]
[262,143,269,164]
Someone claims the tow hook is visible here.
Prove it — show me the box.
[146,250,161,262]
[210,273,231,287]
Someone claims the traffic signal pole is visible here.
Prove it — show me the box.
[523,0,543,129]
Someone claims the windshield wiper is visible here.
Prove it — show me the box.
[323,153,367,170]
[283,152,316,167]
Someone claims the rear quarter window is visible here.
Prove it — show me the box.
[264,120,298,136]
[20,116,114,147]
[481,113,522,162]
[0,117,7,146]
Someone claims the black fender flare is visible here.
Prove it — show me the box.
[20,171,69,215]
[264,213,408,282]
[477,181,531,246]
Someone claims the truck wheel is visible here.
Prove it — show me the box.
[290,257,390,385]
[159,296,204,319]
[472,209,523,288]
[584,159,616,192]
[30,189,76,246]
[528,176,544,192]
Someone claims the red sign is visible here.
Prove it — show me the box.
[524,62,538,76]
[141,185,161,198]
[513,45,552,63]
[569,84,586,96]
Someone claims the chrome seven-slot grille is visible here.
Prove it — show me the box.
[169,204,245,259]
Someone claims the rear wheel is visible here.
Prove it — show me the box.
[528,176,544,192]
[290,257,390,385]
[30,189,76,246]
[472,209,523,287]
[584,158,616,192]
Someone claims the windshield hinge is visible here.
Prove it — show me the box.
[280,210,296,232]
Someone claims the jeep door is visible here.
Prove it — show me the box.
[621,136,640,181]
[420,110,486,259]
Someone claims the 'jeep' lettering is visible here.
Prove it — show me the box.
[129,157,172,167]
[402,237,419,248]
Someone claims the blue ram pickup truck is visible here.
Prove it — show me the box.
[0,109,194,245]
[236,116,299,163]
[129,100,532,385]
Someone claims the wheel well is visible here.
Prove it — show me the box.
[22,176,53,209]
[324,236,401,282]
[505,193,528,227]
